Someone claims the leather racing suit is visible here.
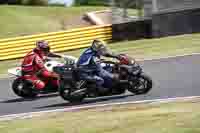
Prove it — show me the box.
[77,47,118,89]
[21,49,59,90]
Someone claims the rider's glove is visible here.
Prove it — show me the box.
[116,55,122,60]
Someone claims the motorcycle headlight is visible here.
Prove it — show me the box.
[65,59,75,65]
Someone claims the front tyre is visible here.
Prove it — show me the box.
[128,73,153,95]
[12,78,38,98]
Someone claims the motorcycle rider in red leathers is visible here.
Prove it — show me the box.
[21,40,62,91]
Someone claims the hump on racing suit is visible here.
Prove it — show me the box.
[77,48,99,67]
[21,50,44,75]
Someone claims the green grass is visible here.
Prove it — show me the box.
[0,5,107,39]
[1,98,200,133]
[109,33,200,59]
[127,8,142,17]
[3,33,200,77]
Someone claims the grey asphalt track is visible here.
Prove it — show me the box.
[0,54,200,116]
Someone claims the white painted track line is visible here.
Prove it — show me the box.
[0,96,199,121]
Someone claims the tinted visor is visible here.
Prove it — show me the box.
[98,45,109,55]
[41,46,50,54]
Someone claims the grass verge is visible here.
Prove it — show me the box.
[0,5,106,39]
[1,98,200,133]
[2,33,200,77]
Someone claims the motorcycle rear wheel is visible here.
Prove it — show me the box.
[59,81,86,103]
[12,79,38,98]
[128,73,152,95]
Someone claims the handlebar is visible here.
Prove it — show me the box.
[100,59,117,65]
[103,61,116,64]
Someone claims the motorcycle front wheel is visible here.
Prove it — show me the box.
[12,78,38,98]
[128,73,153,95]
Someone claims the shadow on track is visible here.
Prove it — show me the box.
[35,94,135,109]
[1,93,59,103]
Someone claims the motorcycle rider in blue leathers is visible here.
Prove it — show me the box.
[76,39,121,93]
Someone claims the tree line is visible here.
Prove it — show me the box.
[0,0,108,6]
[0,0,48,5]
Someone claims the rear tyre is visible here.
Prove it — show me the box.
[12,79,38,98]
[59,81,86,103]
[128,73,152,95]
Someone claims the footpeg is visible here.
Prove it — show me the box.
[71,88,86,96]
